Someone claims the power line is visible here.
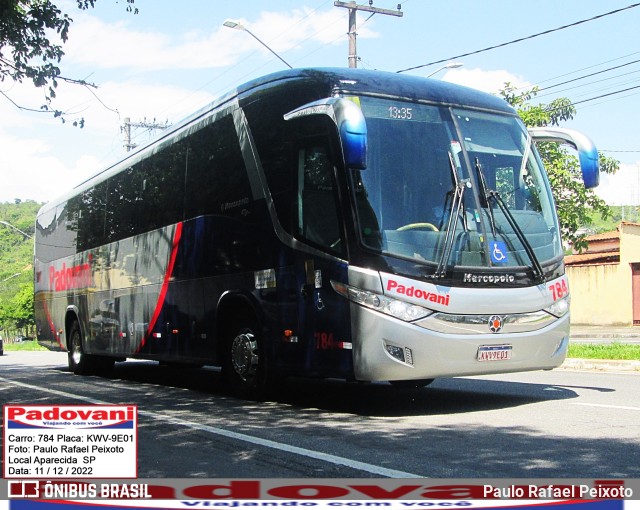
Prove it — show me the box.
[121,117,170,152]
[535,68,640,99]
[396,2,640,73]
[503,50,640,100]
[570,78,640,103]
[572,84,640,106]
[537,58,640,93]
[528,50,640,90]
[575,89,640,110]
[158,0,339,118]
[541,84,640,114]
[334,1,403,68]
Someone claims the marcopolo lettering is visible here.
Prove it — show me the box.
[386,279,450,306]
[463,273,515,284]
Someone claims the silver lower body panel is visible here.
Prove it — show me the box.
[350,304,570,382]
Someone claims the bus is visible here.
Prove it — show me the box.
[34,68,599,397]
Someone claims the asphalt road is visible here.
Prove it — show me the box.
[1,351,639,478]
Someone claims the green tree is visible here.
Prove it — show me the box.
[500,84,619,252]
[0,0,137,124]
[0,200,41,338]
[10,282,35,333]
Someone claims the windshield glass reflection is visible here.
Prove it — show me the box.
[351,97,562,273]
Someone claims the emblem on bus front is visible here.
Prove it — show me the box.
[488,315,504,333]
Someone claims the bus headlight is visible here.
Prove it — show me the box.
[331,280,432,322]
[545,295,570,318]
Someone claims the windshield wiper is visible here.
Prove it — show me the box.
[475,158,497,237]
[476,161,545,282]
[432,153,470,279]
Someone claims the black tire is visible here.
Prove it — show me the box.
[67,321,114,375]
[223,315,269,400]
[389,378,435,389]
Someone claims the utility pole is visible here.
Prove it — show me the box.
[334,1,403,68]
[122,117,171,152]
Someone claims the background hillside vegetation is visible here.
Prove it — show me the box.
[0,200,40,341]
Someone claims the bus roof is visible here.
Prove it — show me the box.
[236,67,515,114]
[38,67,514,216]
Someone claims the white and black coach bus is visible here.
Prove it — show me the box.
[34,68,600,397]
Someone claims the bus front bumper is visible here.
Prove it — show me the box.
[350,304,570,382]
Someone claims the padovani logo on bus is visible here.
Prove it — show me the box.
[49,255,93,291]
[385,279,450,306]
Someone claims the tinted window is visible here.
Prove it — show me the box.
[296,143,343,253]
[244,94,345,255]
[242,84,324,235]
[64,113,250,250]
[184,115,251,220]
[77,181,107,251]
[105,165,140,243]
[138,141,187,231]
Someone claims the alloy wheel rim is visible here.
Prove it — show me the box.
[231,332,258,381]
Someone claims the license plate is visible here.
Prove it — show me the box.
[477,344,512,362]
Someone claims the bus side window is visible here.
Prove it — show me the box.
[296,144,344,254]
[138,142,186,231]
[185,115,250,220]
[78,180,108,251]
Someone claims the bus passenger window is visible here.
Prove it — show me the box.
[297,145,343,254]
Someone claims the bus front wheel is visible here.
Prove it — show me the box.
[224,317,268,399]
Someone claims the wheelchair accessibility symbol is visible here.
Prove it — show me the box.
[490,241,508,264]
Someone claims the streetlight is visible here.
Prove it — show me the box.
[426,62,463,78]
[223,19,293,70]
[0,220,32,239]
[1,273,21,284]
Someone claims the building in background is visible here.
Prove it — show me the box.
[565,222,640,326]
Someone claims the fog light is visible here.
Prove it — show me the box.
[385,344,405,363]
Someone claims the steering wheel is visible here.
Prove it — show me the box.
[396,222,439,232]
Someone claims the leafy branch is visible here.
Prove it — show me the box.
[500,83,619,251]
[0,0,136,126]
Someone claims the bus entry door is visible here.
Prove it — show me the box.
[298,257,352,379]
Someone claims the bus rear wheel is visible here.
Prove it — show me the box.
[68,321,113,375]
[224,317,268,399]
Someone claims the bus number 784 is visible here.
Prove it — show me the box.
[549,279,569,301]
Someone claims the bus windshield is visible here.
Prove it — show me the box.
[351,96,562,274]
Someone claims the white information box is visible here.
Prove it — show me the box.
[3,404,137,478]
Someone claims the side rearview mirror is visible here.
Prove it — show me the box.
[529,127,600,189]
[284,98,368,169]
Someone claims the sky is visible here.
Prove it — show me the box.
[2,0,640,206]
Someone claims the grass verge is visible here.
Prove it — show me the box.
[568,342,640,360]
[3,340,47,352]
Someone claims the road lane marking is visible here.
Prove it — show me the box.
[571,402,640,411]
[0,376,421,478]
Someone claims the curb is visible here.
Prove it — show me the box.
[570,334,640,339]
[561,357,640,372]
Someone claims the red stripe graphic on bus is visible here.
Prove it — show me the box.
[42,300,63,349]
[140,222,183,350]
